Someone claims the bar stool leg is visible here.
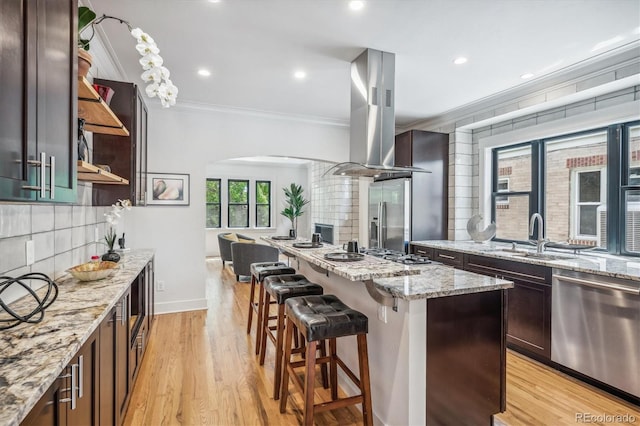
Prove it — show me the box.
[246,275,257,335]
[258,292,272,366]
[329,338,338,400]
[272,303,287,399]
[279,318,294,413]
[303,340,318,426]
[255,281,265,355]
[357,334,373,426]
[319,340,329,389]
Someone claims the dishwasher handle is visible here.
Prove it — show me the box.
[553,274,640,295]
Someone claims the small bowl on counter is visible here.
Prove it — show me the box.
[67,261,119,282]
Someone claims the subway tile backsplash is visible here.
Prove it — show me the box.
[0,184,110,305]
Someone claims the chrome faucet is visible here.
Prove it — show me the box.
[529,213,546,254]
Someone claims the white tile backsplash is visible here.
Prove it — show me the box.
[1,202,108,306]
[0,205,31,238]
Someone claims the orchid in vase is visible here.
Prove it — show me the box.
[103,200,132,260]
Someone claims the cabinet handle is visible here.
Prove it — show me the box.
[60,364,78,410]
[438,253,457,260]
[78,355,83,398]
[40,152,46,198]
[122,298,127,326]
[49,155,55,199]
[553,274,640,295]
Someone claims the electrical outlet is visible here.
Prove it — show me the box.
[157,280,165,292]
[377,304,387,323]
[25,240,35,266]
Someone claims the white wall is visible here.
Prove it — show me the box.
[124,105,349,313]
[204,161,309,256]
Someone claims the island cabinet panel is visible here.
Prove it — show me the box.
[20,377,66,426]
[92,79,148,206]
[426,290,506,425]
[99,307,117,426]
[0,0,77,203]
[465,255,552,361]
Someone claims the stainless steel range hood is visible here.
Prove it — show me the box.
[328,48,430,177]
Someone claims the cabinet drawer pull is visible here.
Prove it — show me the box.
[437,253,457,260]
[49,155,55,199]
[78,355,83,398]
[39,152,46,198]
[60,364,78,410]
[21,185,42,191]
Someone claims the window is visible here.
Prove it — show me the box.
[496,178,510,205]
[228,179,249,228]
[492,144,532,241]
[490,120,639,256]
[255,180,271,228]
[573,169,604,238]
[205,179,221,228]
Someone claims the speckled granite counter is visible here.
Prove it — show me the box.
[0,249,154,426]
[263,237,513,300]
[411,240,640,282]
[374,263,513,300]
[263,237,420,281]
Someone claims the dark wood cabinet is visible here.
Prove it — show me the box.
[99,307,117,426]
[395,130,449,241]
[433,248,465,268]
[465,255,552,361]
[21,376,66,426]
[0,0,77,203]
[92,79,148,206]
[115,290,131,424]
[22,330,98,426]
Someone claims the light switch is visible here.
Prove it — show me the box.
[26,240,35,266]
[377,304,387,323]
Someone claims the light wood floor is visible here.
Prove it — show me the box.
[124,258,640,425]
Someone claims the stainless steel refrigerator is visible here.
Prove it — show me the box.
[369,178,411,252]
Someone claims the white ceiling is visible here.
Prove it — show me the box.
[87,0,640,126]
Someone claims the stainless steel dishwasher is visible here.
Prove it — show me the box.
[552,269,640,398]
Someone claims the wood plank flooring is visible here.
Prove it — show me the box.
[124,258,640,425]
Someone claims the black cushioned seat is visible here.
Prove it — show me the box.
[285,294,368,342]
[263,274,324,305]
[250,262,296,282]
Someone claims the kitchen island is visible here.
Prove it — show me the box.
[0,250,155,426]
[263,237,513,425]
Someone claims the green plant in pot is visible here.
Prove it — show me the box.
[280,183,309,238]
[77,6,97,77]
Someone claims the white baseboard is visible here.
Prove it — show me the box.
[154,298,208,314]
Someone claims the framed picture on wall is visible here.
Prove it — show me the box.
[147,173,190,206]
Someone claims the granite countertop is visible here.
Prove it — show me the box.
[412,240,640,282]
[0,249,155,426]
[263,237,420,281]
[263,237,513,301]
[374,263,513,300]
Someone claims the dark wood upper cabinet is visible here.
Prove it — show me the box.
[0,0,77,203]
[395,129,449,241]
[92,79,148,206]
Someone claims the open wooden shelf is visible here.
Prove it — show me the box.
[78,77,130,136]
[77,161,129,185]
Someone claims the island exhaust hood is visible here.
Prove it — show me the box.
[328,48,430,177]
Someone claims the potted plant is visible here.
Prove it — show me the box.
[280,183,309,238]
[78,6,97,77]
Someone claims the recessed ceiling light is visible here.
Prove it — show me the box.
[520,73,534,80]
[294,70,306,79]
[349,1,365,11]
[198,69,211,77]
[453,57,468,65]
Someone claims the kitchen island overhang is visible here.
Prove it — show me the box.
[262,237,513,425]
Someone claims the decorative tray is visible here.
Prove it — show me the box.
[271,235,295,240]
[324,252,365,262]
[293,242,323,249]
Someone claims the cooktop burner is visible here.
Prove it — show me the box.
[360,248,432,265]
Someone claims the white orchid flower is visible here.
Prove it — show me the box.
[136,42,160,56]
[141,68,162,83]
[145,82,160,98]
[159,66,170,80]
[130,27,155,45]
[139,53,163,70]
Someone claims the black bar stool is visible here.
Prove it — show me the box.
[259,274,324,399]
[248,262,295,354]
[280,294,373,426]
